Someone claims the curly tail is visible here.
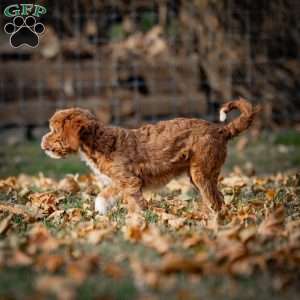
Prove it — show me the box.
[219,98,259,139]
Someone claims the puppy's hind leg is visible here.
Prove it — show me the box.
[190,156,225,214]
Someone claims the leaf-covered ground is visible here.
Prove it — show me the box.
[0,130,300,300]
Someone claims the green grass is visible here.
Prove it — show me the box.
[1,267,298,300]
[144,209,159,223]
[274,129,300,146]
[0,141,88,178]
[12,215,28,233]
[0,267,35,299]
[77,275,137,300]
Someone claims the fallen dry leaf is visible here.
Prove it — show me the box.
[238,224,257,243]
[159,252,209,274]
[141,225,170,254]
[266,189,277,201]
[123,214,170,254]
[58,176,80,193]
[0,214,12,234]
[216,237,247,263]
[66,263,87,283]
[230,255,266,275]
[36,254,65,272]
[258,206,285,237]
[286,219,300,246]
[0,203,35,221]
[86,228,112,244]
[27,224,60,254]
[122,213,145,242]
[29,192,63,214]
[103,263,124,279]
[66,208,82,222]
[221,176,249,188]
[182,234,203,249]
[130,257,161,289]
[159,212,186,229]
[0,177,17,191]
[10,250,33,266]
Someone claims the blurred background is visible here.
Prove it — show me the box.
[0,0,299,177]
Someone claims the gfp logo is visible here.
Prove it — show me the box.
[3,4,47,48]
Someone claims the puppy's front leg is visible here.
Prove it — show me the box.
[95,185,120,215]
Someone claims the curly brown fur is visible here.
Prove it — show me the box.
[41,98,258,215]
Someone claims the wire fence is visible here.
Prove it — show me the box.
[0,0,299,131]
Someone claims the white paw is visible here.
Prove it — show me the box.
[94,195,116,215]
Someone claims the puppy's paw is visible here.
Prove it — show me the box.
[94,195,116,215]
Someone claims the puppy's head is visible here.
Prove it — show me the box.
[41,108,96,159]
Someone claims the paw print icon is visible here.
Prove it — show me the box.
[4,16,45,48]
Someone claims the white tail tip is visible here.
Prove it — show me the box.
[220,109,227,122]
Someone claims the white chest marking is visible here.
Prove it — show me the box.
[79,149,112,188]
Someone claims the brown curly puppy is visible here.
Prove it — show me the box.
[41,98,258,215]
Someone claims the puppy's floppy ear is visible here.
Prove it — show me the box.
[80,121,116,154]
[63,113,96,151]
[78,118,98,146]
[62,118,80,151]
